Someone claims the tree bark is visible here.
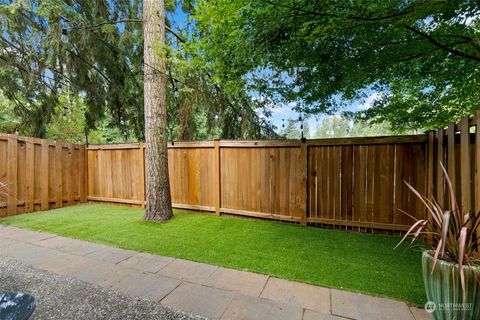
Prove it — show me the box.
[143,0,173,222]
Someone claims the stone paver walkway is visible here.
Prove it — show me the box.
[0,225,431,320]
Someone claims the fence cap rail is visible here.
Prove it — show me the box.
[306,134,427,146]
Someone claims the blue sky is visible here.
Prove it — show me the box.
[257,92,382,132]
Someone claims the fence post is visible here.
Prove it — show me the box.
[25,137,34,213]
[214,139,221,215]
[436,128,444,207]
[55,141,63,209]
[7,135,17,216]
[427,132,434,197]
[447,123,456,193]
[40,139,49,210]
[79,144,87,203]
[426,132,434,244]
[460,117,471,216]
[139,142,145,208]
[300,140,308,226]
[476,110,480,236]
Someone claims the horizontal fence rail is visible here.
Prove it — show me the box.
[1,110,479,233]
[0,133,86,217]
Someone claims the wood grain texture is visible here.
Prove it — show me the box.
[4,122,478,234]
[0,133,85,217]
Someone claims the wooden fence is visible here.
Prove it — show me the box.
[86,136,429,231]
[427,110,480,219]
[2,110,479,232]
[0,133,87,217]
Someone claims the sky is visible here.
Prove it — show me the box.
[259,92,381,132]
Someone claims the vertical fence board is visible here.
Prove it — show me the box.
[25,138,34,213]
[437,129,445,206]
[79,145,87,203]
[214,140,221,215]
[460,117,471,215]
[476,111,480,216]
[447,123,456,196]
[7,135,17,216]
[40,141,49,210]
[476,111,480,237]
[299,142,307,225]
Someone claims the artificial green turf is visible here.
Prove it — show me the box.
[0,204,426,305]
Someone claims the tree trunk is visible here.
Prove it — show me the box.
[142,0,173,222]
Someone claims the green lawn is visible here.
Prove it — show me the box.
[0,204,426,305]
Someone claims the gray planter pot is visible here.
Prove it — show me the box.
[422,251,480,320]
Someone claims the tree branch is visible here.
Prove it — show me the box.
[262,0,415,22]
[68,19,187,42]
[404,25,480,63]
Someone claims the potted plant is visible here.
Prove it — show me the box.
[397,163,480,320]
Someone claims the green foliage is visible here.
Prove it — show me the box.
[313,116,400,138]
[0,0,276,141]
[1,203,426,305]
[193,0,480,131]
[0,91,19,134]
[314,117,351,138]
[278,118,310,139]
[45,93,87,144]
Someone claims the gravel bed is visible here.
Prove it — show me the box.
[0,255,205,320]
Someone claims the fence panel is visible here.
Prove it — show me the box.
[8,124,477,233]
[0,133,86,217]
[168,142,216,211]
[86,144,144,205]
[306,136,428,231]
[219,141,306,222]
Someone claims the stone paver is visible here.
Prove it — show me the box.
[202,267,269,297]
[331,289,414,320]
[34,252,97,276]
[111,270,182,301]
[34,236,106,256]
[261,277,331,313]
[303,309,348,320]
[1,241,60,265]
[118,252,174,273]
[157,258,218,282]
[0,226,426,320]
[71,259,137,287]
[0,227,55,243]
[409,307,433,320]
[0,237,19,248]
[221,295,303,320]
[161,282,234,319]
[84,245,137,264]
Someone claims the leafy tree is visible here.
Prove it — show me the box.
[193,0,480,131]
[314,117,350,138]
[279,118,310,139]
[0,0,275,142]
[45,93,88,144]
[0,90,19,134]
[349,120,397,137]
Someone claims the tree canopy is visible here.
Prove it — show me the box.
[0,0,478,141]
[0,0,276,142]
[193,0,480,131]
